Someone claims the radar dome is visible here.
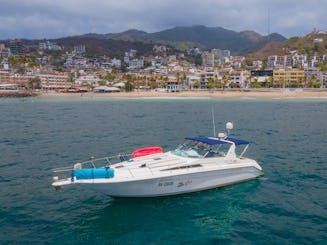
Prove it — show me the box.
[226,122,233,130]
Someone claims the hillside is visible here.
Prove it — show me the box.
[2,25,287,57]
[150,26,285,54]
[286,32,327,55]
[55,37,154,58]
[76,25,286,55]
[247,41,287,60]
[247,32,327,60]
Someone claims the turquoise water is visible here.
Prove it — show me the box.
[0,98,326,244]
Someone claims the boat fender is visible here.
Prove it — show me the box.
[74,168,115,179]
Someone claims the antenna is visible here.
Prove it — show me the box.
[267,8,271,37]
[211,107,216,137]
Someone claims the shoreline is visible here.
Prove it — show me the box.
[1,89,327,100]
[0,91,37,98]
[34,90,327,100]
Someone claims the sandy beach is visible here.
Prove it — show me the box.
[35,89,327,99]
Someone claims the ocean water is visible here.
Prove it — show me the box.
[0,98,326,244]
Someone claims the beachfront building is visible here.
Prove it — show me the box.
[39,72,70,90]
[167,79,182,92]
[199,70,216,88]
[0,69,34,89]
[12,74,34,87]
[305,67,320,81]
[94,85,120,93]
[320,72,327,87]
[228,70,249,88]
[75,74,100,86]
[251,70,273,87]
[273,69,305,87]
[0,69,11,84]
[186,74,200,89]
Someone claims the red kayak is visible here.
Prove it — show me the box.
[132,146,163,158]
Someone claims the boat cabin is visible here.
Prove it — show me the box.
[172,136,249,159]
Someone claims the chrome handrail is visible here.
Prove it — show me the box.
[52,153,132,172]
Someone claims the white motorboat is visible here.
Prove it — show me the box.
[52,122,263,197]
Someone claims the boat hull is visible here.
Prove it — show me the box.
[84,166,263,197]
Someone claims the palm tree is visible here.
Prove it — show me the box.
[176,72,180,82]
[27,77,41,91]
[67,73,75,88]
[207,78,215,89]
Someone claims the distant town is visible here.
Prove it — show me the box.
[0,34,327,96]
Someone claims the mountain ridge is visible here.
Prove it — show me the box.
[2,25,287,56]
[76,25,286,54]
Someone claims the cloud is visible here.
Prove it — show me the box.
[0,0,326,39]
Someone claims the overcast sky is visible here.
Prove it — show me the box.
[0,0,326,39]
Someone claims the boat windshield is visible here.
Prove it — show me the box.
[172,140,212,158]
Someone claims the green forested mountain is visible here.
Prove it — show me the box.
[78,25,286,55]
[149,26,285,53]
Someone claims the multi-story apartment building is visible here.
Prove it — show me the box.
[38,73,70,90]
[268,55,292,69]
[309,55,320,68]
[229,70,249,88]
[0,47,10,58]
[9,40,24,55]
[273,69,305,87]
[320,72,327,87]
[0,69,33,87]
[0,69,11,84]
[199,70,216,88]
[128,59,144,70]
[292,54,308,68]
[305,67,320,82]
[202,52,214,67]
[253,60,263,70]
[211,49,231,62]
[74,45,86,54]
[111,58,121,68]
[39,41,61,51]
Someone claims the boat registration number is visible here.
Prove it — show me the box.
[158,181,174,187]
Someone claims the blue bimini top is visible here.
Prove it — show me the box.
[185,136,249,145]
